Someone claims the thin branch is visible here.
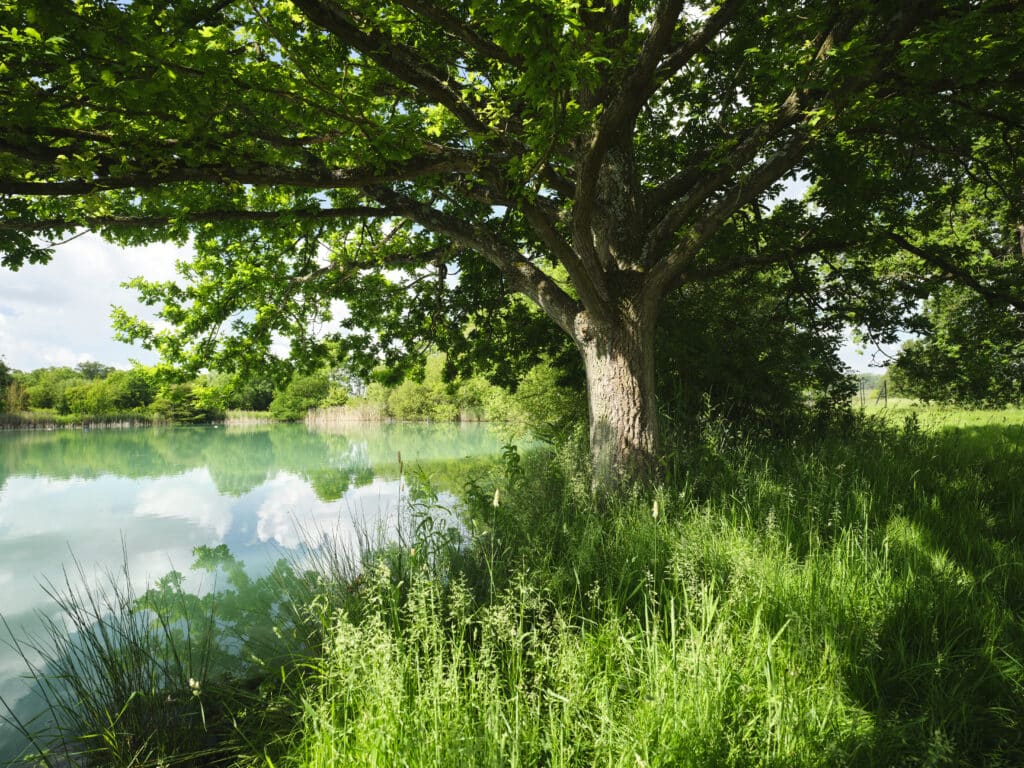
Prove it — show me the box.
[683,231,854,284]
[390,0,521,66]
[0,205,395,234]
[884,229,1024,313]
[643,110,803,262]
[645,132,809,299]
[291,0,491,135]
[0,138,69,164]
[651,0,746,97]
[642,9,864,265]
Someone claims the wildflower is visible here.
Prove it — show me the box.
[652,499,659,521]
[493,488,501,508]
[188,677,201,697]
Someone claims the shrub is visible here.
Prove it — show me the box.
[151,382,225,423]
[269,372,331,421]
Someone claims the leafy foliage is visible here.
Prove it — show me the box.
[891,286,1023,406]
[269,371,331,421]
[2,0,1023,476]
[657,264,854,429]
[151,382,226,424]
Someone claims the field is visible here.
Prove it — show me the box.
[859,397,1024,430]
[8,404,1024,768]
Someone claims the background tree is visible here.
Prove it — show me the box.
[19,366,82,411]
[657,263,854,429]
[75,361,116,381]
[151,381,226,423]
[886,130,1024,406]
[2,0,1022,483]
[890,286,1024,406]
[0,357,14,412]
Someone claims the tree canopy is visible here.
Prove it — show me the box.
[2,0,1023,482]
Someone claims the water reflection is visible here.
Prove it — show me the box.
[0,422,502,760]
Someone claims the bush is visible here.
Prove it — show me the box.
[387,379,452,421]
[151,382,225,423]
[269,372,330,421]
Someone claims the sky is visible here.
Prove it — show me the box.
[0,233,896,374]
[0,234,184,371]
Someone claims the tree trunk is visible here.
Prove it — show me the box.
[575,303,659,490]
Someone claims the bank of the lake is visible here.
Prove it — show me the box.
[0,421,506,765]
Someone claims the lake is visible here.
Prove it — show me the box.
[0,422,505,761]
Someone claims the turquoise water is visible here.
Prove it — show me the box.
[0,422,503,759]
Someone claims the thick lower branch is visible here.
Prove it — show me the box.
[0,151,478,197]
[370,187,582,335]
[0,205,394,235]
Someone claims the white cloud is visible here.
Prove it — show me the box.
[0,234,187,371]
[255,472,404,550]
[133,469,234,539]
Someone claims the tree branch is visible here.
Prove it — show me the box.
[597,0,684,147]
[651,0,746,97]
[291,0,491,135]
[389,0,522,66]
[0,149,480,197]
[643,110,803,263]
[645,132,809,299]
[519,200,611,313]
[369,187,581,335]
[642,11,858,264]
[0,138,68,165]
[0,205,396,235]
[884,229,1024,313]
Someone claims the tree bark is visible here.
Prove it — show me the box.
[575,301,660,490]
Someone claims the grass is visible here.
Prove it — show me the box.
[0,411,156,429]
[857,397,1024,431]
[270,411,1024,768]
[5,405,1024,767]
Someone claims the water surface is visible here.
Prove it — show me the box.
[0,422,503,758]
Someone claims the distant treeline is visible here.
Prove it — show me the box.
[0,354,581,432]
[0,361,229,425]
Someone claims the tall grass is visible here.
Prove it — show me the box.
[6,410,1024,767]
[1,557,220,767]
[1,547,314,767]
[273,412,1024,768]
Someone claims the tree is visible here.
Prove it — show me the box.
[656,265,854,428]
[891,287,1024,407]
[20,366,82,411]
[888,132,1024,406]
[0,357,13,411]
[75,360,116,380]
[151,382,226,423]
[108,365,159,410]
[2,0,1023,485]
